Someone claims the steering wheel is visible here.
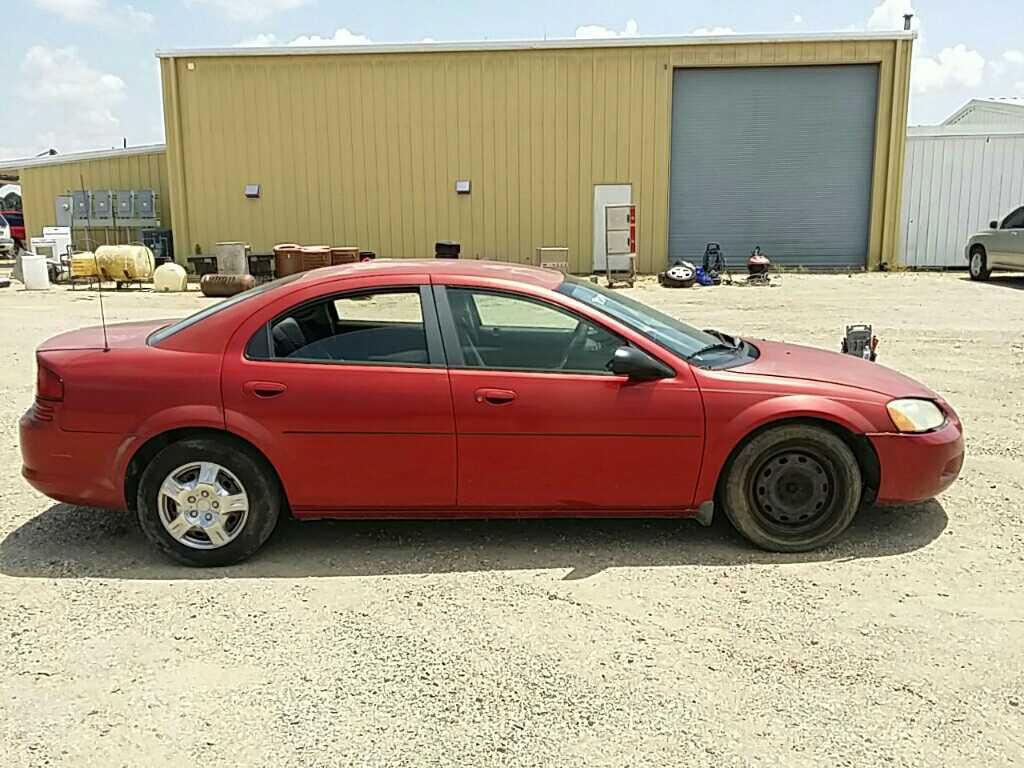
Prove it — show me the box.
[557,321,590,370]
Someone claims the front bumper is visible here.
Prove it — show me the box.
[20,406,125,509]
[869,419,964,504]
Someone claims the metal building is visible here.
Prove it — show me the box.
[0,145,170,251]
[900,125,1024,268]
[158,32,914,272]
[943,98,1024,129]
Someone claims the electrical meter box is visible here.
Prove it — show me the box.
[72,191,91,224]
[133,189,156,219]
[91,190,113,224]
[114,190,133,219]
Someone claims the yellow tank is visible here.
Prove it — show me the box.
[95,245,155,281]
[70,252,99,278]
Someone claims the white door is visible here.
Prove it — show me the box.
[592,184,632,271]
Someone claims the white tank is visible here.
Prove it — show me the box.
[215,242,249,275]
[21,253,51,290]
[153,262,188,292]
[95,245,155,281]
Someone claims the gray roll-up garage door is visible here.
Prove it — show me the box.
[668,65,879,269]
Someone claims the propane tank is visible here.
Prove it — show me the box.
[200,273,256,297]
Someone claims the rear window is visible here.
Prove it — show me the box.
[148,272,306,346]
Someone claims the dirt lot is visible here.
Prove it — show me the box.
[1,271,1022,767]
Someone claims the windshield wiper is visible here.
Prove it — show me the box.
[686,342,740,360]
[703,328,740,348]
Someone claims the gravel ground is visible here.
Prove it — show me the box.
[1,270,1022,767]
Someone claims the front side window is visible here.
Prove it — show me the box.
[1003,207,1024,229]
[557,275,719,360]
[446,288,622,373]
[263,288,430,365]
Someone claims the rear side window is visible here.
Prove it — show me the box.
[149,272,305,346]
[256,288,433,366]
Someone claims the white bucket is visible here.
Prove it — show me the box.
[22,253,51,290]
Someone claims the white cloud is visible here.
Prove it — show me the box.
[689,26,736,36]
[236,27,373,48]
[32,0,153,28]
[912,44,985,94]
[792,14,803,24]
[290,28,372,46]
[866,0,918,31]
[1004,50,1024,65]
[236,33,280,47]
[16,46,127,154]
[185,0,311,23]
[574,19,638,39]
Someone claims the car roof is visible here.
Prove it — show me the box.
[295,259,566,290]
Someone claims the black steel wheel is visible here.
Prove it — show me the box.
[721,424,862,552]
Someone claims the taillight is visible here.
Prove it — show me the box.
[37,366,64,401]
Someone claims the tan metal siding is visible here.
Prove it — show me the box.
[164,39,911,272]
[19,150,171,250]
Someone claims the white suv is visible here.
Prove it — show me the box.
[966,205,1024,280]
[0,213,14,256]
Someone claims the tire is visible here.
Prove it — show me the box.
[720,424,862,552]
[968,246,991,281]
[137,437,281,566]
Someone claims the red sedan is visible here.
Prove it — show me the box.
[20,261,964,566]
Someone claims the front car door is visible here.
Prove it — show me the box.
[433,278,704,511]
[998,206,1024,267]
[221,274,456,515]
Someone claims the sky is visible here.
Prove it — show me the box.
[2,0,1023,162]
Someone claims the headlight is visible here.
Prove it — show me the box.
[886,399,946,433]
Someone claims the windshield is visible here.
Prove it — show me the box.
[148,271,306,345]
[557,275,720,359]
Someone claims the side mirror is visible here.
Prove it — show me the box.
[990,220,999,229]
[609,346,674,381]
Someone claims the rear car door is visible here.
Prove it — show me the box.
[222,275,456,514]
[434,282,704,511]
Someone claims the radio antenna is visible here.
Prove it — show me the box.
[80,172,110,352]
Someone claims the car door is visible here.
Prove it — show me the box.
[999,206,1024,267]
[221,275,456,514]
[434,282,705,511]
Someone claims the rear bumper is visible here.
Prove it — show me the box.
[869,419,964,504]
[19,407,125,509]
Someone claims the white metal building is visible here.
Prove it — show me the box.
[943,97,1024,128]
[900,125,1024,267]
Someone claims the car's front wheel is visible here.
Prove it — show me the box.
[137,437,281,566]
[969,246,991,281]
[720,424,862,552]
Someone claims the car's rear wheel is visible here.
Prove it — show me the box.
[137,437,280,566]
[969,246,990,281]
[721,424,862,552]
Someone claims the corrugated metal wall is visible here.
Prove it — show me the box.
[19,150,171,250]
[162,38,912,273]
[901,128,1024,267]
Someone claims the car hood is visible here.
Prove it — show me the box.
[38,319,172,351]
[735,339,937,398]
